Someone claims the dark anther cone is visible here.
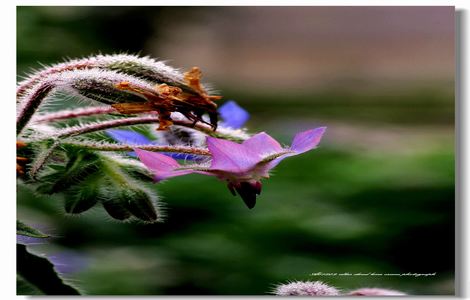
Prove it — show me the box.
[228,181,262,209]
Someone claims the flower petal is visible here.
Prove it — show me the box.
[242,132,283,154]
[107,129,201,160]
[207,137,260,173]
[218,100,250,129]
[134,148,196,182]
[106,129,153,145]
[290,127,326,153]
[254,127,326,173]
[164,152,202,161]
[107,129,155,157]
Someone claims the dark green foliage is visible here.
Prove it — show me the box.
[37,148,101,194]
[17,275,44,295]
[33,144,160,222]
[17,220,48,238]
[63,173,102,214]
[17,244,80,295]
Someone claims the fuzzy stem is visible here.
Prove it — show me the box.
[63,141,211,156]
[17,60,94,99]
[54,116,162,138]
[28,140,60,179]
[51,116,247,142]
[16,82,55,134]
[32,106,118,123]
[17,54,186,99]
[17,69,157,135]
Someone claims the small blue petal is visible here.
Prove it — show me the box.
[218,100,250,129]
[106,129,154,145]
[163,152,203,161]
[106,129,202,161]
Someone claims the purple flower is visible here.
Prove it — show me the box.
[106,100,249,160]
[134,127,326,209]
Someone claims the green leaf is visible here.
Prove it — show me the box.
[17,244,80,295]
[50,150,101,193]
[17,220,49,238]
[17,275,44,295]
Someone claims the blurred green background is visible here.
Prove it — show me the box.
[17,6,455,295]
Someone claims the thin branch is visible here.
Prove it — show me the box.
[16,82,55,134]
[17,60,93,98]
[17,54,185,99]
[54,116,160,138]
[28,140,61,179]
[51,116,249,142]
[63,141,211,156]
[32,106,118,123]
[16,69,157,134]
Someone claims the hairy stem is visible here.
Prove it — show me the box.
[17,54,186,99]
[17,60,93,99]
[32,106,118,123]
[29,140,60,179]
[50,116,247,142]
[63,141,211,156]
[16,69,157,135]
[16,82,55,134]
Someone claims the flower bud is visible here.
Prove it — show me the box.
[101,198,132,221]
[100,183,158,222]
[123,189,158,222]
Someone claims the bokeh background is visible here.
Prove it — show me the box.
[17,6,455,295]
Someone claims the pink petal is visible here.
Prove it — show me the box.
[242,132,283,154]
[134,148,196,182]
[254,127,326,173]
[348,288,406,296]
[290,127,326,154]
[207,137,260,173]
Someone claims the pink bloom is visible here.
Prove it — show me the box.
[135,127,326,209]
[348,288,407,296]
[274,281,340,296]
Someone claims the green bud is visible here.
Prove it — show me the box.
[124,189,158,222]
[101,198,132,221]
